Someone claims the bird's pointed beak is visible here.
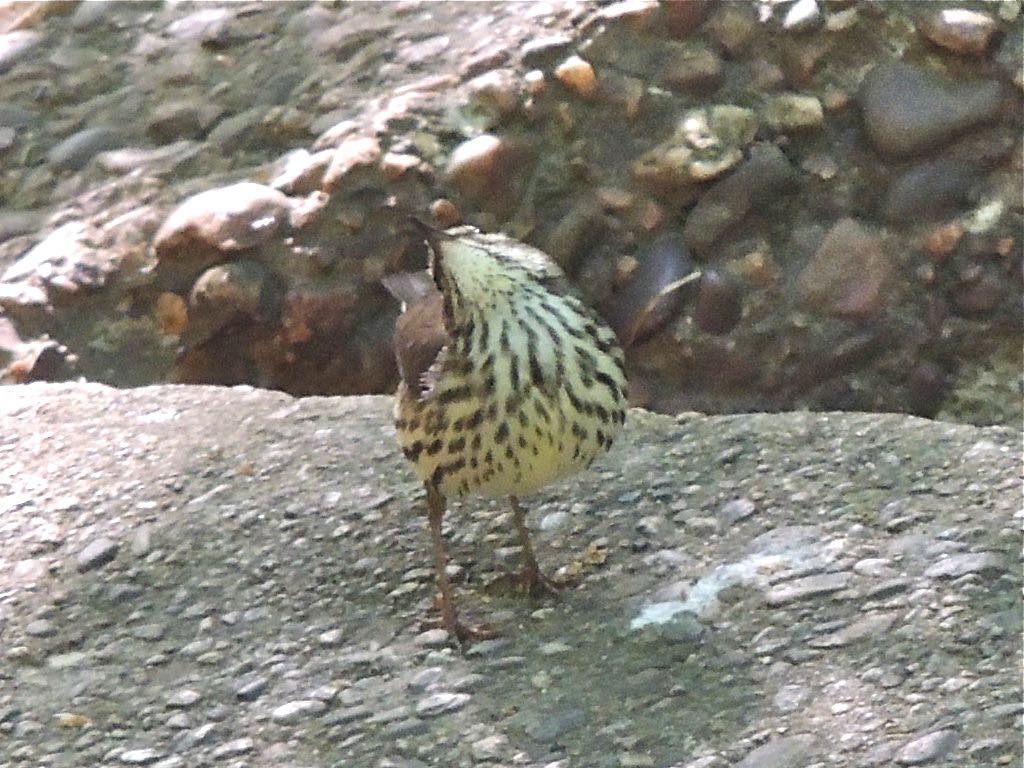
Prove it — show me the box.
[408,216,452,284]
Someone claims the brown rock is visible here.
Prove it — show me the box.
[321,135,382,194]
[920,8,998,57]
[797,218,893,318]
[271,149,335,195]
[186,260,274,344]
[154,183,292,258]
[660,0,709,38]
[554,55,598,99]
[155,292,188,336]
[693,270,743,334]
[660,41,723,93]
[444,134,533,218]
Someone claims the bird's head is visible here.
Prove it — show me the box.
[412,220,566,323]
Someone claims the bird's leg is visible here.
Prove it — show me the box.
[510,495,561,597]
[424,485,496,643]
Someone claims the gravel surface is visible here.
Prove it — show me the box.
[1,383,1021,767]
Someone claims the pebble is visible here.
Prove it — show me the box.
[527,706,586,742]
[683,142,797,254]
[520,34,574,68]
[0,31,42,74]
[166,689,201,709]
[415,691,470,717]
[895,729,959,765]
[608,231,695,346]
[660,42,723,93]
[762,93,824,131]
[736,735,815,768]
[883,159,977,223]
[320,135,381,193]
[153,182,292,257]
[694,270,743,335]
[924,551,1002,579]
[210,737,254,759]
[859,62,1004,157]
[317,628,345,647]
[234,676,269,701]
[783,0,820,31]
[120,748,163,765]
[540,510,570,531]
[635,105,758,204]
[146,100,219,143]
[796,218,892,319]
[76,537,120,572]
[807,611,897,648]
[920,8,997,57]
[765,571,851,606]
[0,103,38,129]
[444,133,532,216]
[470,733,509,760]
[554,55,598,99]
[718,497,756,526]
[270,699,327,724]
[48,127,126,172]
[25,618,56,637]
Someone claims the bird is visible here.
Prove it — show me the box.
[384,219,628,643]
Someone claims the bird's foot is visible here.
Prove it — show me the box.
[420,614,499,645]
[515,565,564,598]
[422,592,499,645]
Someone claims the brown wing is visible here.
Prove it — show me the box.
[391,288,447,397]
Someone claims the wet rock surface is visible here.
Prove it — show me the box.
[0,0,1019,426]
[0,384,1020,767]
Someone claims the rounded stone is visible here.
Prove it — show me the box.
[48,127,126,172]
[896,729,958,765]
[859,62,1004,157]
[154,183,291,257]
[920,8,997,57]
[76,537,119,572]
[796,218,892,318]
[271,699,327,724]
[694,270,743,335]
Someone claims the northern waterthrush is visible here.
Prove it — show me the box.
[386,221,628,642]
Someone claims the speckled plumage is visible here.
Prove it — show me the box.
[393,225,627,498]
[388,222,627,641]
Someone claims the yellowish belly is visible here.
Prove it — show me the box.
[396,384,618,499]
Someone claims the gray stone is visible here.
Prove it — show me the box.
[120,749,163,765]
[270,699,327,724]
[737,735,815,768]
[527,707,586,742]
[234,676,268,701]
[211,737,254,759]
[416,692,470,717]
[76,537,119,572]
[896,729,958,765]
[0,103,38,129]
[25,619,56,637]
[166,689,201,709]
[470,734,509,761]
[48,127,126,172]
[317,628,345,647]
[719,498,756,526]
[0,31,42,74]
[925,551,1002,579]
[765,571,851,606]
[683,142,797,254]
[859,62,1004,157]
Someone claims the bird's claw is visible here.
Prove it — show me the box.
[420,615,499,645]
[518,566,564,598]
